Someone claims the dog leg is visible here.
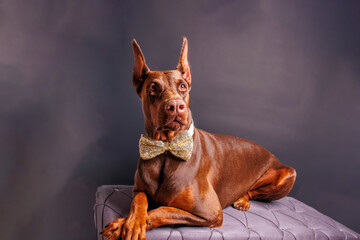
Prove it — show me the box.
[248,165,296,201]
[233,166,296,211]
[102,190,223,239]
[102,192,149,240]
[146,206,223,230]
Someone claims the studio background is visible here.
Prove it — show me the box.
[0,0,359,239]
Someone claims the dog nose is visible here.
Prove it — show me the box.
[165,100,186,115]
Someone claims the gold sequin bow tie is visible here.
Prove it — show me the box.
[139,123,194,161]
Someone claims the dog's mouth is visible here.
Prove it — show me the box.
[158,117,184,131]
[153,118,184,141]
[152,113,189,141]
[164,119,183,131]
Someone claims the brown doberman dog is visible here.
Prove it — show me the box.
[102,37,296,240]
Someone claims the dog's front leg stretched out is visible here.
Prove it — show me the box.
[102,191,223,240]
[102,192,149,240]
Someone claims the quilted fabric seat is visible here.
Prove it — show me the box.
[94,185,359,240]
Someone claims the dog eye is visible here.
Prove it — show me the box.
[148,82,162,97]
[149,82,159,92]
[151,84,157,91]
[179,83,186,91]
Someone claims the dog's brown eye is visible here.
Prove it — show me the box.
[148,82,160,96]
[149,82,158,92]
[151,84,157,91]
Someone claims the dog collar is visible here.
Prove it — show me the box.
[139,123,194,161]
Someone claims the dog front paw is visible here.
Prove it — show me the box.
[233,195,250,211]
[121,213,149,240]
[102,218,126,240]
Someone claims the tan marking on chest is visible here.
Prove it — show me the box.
[168,187,195,210]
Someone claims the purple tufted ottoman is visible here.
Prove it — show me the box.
[94,185,359,240]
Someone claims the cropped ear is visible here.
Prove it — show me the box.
[132,39,150,96]
[176,37,191,87]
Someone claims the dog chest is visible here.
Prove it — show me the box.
[137,153,198,205]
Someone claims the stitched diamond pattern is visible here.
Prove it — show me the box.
[94,185,360,240]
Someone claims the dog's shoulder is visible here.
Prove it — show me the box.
[194,127,258,148]
[193,127,275,162]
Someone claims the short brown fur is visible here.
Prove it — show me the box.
[102,37,296,240]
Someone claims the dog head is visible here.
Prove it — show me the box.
[132,37,192,141]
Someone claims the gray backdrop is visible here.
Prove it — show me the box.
[0,0,359,239]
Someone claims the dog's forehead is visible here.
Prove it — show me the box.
[147,70,182,83]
